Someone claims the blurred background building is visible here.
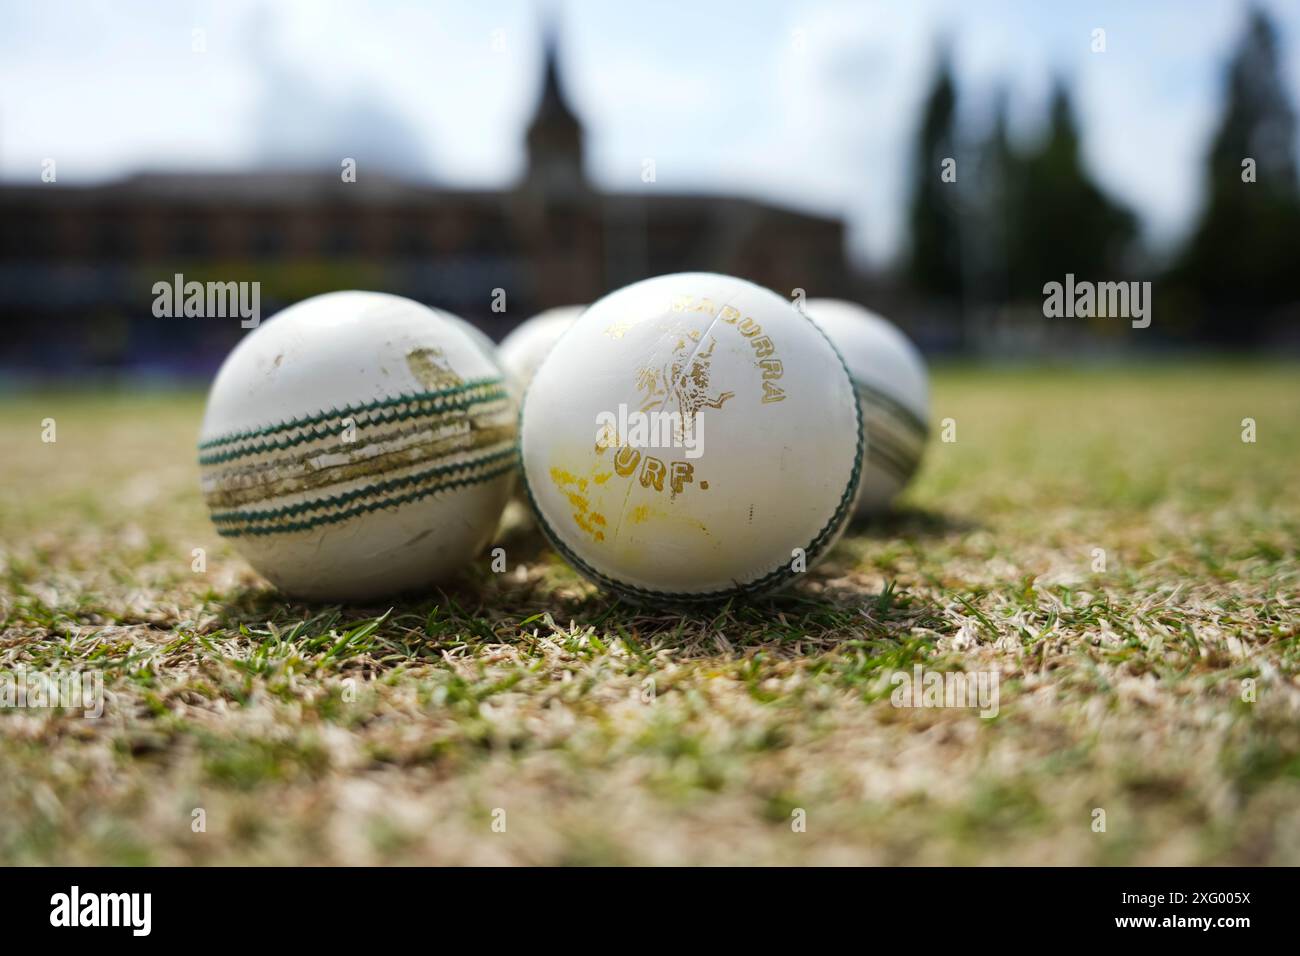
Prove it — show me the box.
[0,31,847,375]
[1,1,1298,380]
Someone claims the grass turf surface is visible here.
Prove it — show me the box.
[1,363,1297,865]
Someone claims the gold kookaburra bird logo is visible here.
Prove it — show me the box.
[636,332,734,432]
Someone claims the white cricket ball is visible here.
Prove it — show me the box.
[803,298,929,516]
[520,273,863,602]
[447,313,505,374]
[498,305,585,393]
[198,291,517,601]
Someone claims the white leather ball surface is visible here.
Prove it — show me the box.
[521,274,863,601]
[499,305,585,394]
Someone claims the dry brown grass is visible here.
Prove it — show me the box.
[1,363,1297,864]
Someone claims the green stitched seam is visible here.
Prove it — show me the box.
[215,459,516,538]
[210,444,517,524]
[203,410,514,481]
[864,426,923,479]
[866,444,918,484]
[199,377,505,449]
[198,386,511,466]
[855,381,929,437]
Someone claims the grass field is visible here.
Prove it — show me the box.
[1,363,1297,865]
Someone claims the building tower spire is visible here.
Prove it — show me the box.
[523,22,585,196]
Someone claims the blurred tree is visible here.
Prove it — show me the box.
[909,58,1139,327]
[1003,82,1138,302]
[969,88,1016,305]
[906,50,964,302]
[1174,6,1300,343]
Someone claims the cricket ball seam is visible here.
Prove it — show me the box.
[198,377,509,460]
[200,404,515,505]
[859,406,926,484]
[213,457,516,537]
[208,444,518,525]
[853,379,930,438]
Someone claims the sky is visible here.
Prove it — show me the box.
[2,0,1298,267]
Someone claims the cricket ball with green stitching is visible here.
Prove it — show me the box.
[198,291,516,601]
[803,299,930,516]
[520,273,863,602]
